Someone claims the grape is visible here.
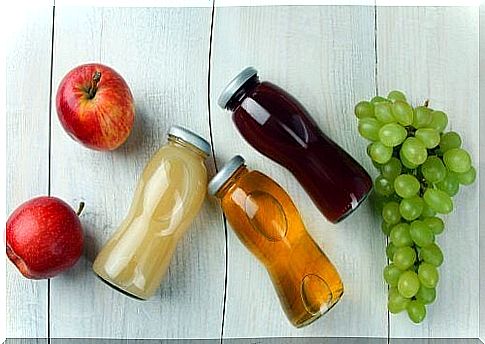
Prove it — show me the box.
[394,174,420,198]
[369,142,393,164]
[421,156,446,183]
[439,131,462,152]
[391,100,414,126]
[423,189,453,214]
[386,242,397,261]
[373,175,393,197]
[399,196,424,221]
[372,193,391,214]
[416,285,436,305]
[382,201,401,225]
[409,220,435,247]
[413,106,432,128]
[371,96,391,104]
[390,223,413,247]
[456,166,476,185]
[378,123,407,147]
[354,101,375,119]
[353,93,478,324]
[388,287,410,314]
[393,246,416,270]
[407,300,426,323]
[418,263,439,288]
[419,243,444,267]
[420,202,437,218]
[437,173,459,197]
[358,118,382,141]
[400,149,419,169]
[415,128,440,149]
[401,137,427,166]
[443,148,472,173]
[384,263,402,286]
[381,220,393,236]
[422,217,444,235]
[398,270,420,298]
[387,90,407,102]
[428,110,448,132]
[380,157,402,181]
[375,103,395,123]
[371,161,382,170]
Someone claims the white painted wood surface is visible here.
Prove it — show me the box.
[6,4,53,338]
[480,6,485,343]
[210,6,387,338]
[376,6,480,339]
[49,7,225,339]
[5,4,481,341]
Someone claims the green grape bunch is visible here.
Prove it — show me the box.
[354,90,476,324]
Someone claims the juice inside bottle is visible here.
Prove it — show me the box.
[218,67,373,223]
[93,126,210,300]
[209,156,344,327]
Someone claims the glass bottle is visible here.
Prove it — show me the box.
[93,126,211,300]
[208,155,344,327]
[218,67,373,223]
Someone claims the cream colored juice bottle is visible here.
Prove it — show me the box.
[93,126,211,300]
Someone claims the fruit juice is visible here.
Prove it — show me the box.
[209,156,343,327]
[93,126,210,300]
[218,67,373,223]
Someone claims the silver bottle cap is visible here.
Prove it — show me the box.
[217,67,258,109]
[168,125,211,156]
[208,155,246,196]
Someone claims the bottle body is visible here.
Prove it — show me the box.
[227,77,372,223]
[216,166,343,327]
[93,139,208,300]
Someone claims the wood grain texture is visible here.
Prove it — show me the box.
[376,6,480,338]
[389,340,482,344]
[479,5,484,344]
[210,6,387,338]
[6,5,53,338]
[222,339,386,344]
[49,7,226,339]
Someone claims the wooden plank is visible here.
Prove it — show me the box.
[479,5,484,344]
[49,7,225,338]
[210,6,387,338]
[6,5,53,338]
[376,6,480,338]
[222,339,386,344]
[390,340,482,344]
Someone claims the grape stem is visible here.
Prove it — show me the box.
[424,99,430,107]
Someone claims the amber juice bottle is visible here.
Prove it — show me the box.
[208,156,343,327]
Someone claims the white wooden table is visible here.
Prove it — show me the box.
[6,3,481,342]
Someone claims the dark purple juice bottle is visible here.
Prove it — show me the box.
[218,67,372,223]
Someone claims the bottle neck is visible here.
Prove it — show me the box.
[226,75,260,112]
[168,135,208,159]
[215,166,249,199]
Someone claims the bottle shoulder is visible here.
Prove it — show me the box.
[224,170,293,210]
[148,144,207,174]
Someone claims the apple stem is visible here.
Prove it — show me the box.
[424,99,430,107]
[88,71,102,99]
[76,202,85,216]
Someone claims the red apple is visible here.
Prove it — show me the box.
[6,197,84,279]
[56,63,135,151]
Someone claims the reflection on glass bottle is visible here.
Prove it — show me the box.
[93,126,211,300]
[218,67,373,223]
[208,156,344,327]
